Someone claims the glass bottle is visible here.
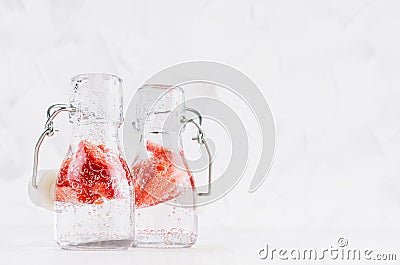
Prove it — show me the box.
[131,84,199,248]
[33,73,135,250]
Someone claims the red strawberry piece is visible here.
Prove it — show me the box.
[55,140,130,204]
[133,141,190,208]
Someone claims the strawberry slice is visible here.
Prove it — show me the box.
[55,140,132,204]
[133,141,193,208]
[132,158,179,208]
[56,158,71,187]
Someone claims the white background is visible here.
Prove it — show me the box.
[0,0,399,264]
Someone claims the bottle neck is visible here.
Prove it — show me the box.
[70,123,121,149]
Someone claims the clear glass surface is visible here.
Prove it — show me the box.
[131,84,198,248]
[55,73,135,250]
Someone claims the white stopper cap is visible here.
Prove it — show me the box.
[28,169,58,211]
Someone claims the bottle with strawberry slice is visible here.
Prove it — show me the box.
[53,74,134,250]
[130,84,199,248]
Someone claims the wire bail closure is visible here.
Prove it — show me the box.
[32,104,212,196]
[31,104,76,189]
[183,108,212,197]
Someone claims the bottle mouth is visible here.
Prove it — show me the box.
[139,84,183,92]
[69,73,124,126]
[71,73,123,84]
[132,83,186,133]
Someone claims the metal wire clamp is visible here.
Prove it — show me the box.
[183,108,212,196]
[31,104,75,189]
